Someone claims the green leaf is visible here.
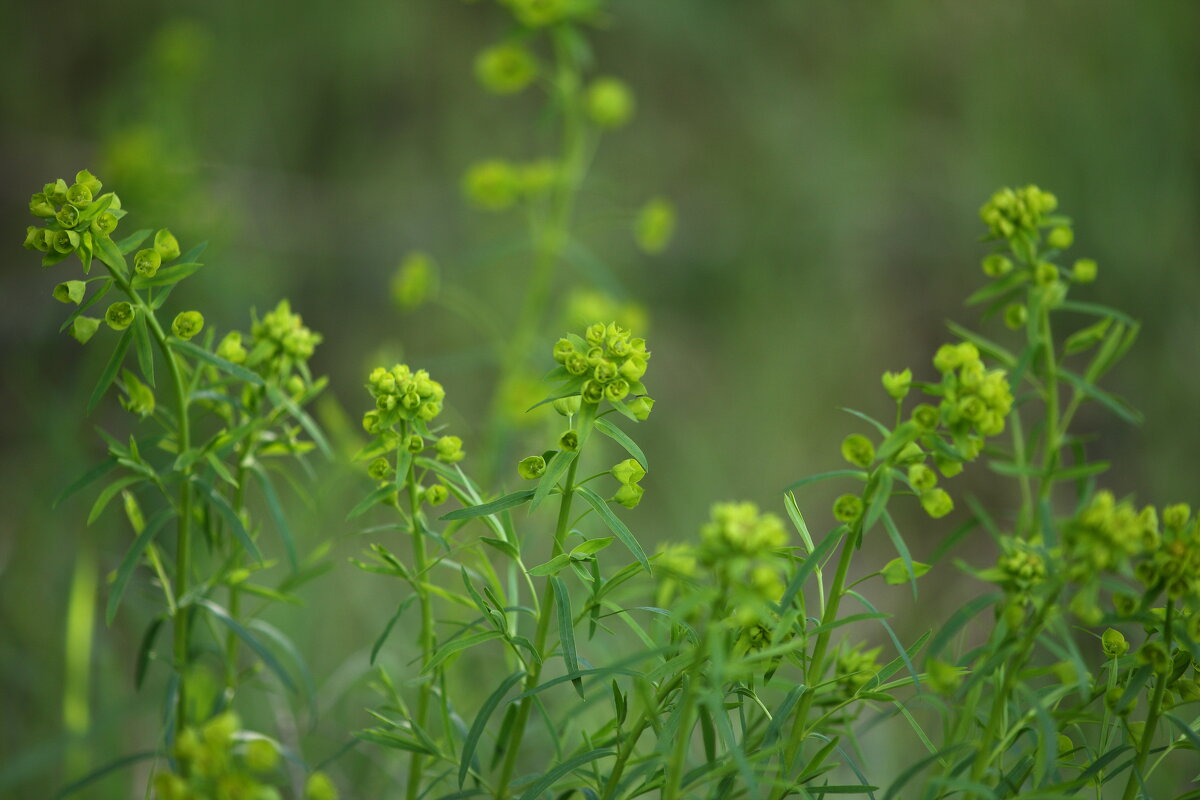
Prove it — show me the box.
[459,670,527,787]
[527,553,573,577]
[1060,370,1143,425]
[131,262,203,289]
[250,464,297,571]
[54,750,159,799]
[196,477,263,563]
[880,510,917,596]
[424,631,505,674]
[531,450,577,512]
[54,457,117,509]
[87,476,144,525]
[86,329,133,415]
[93,234,129,280]
[881,557,931,585]
[106,509,174,625]
[265,384,332,458]
[517,748,614,800]
[440,489,535,521]
[115,229,152,255]
[371,598,417,666]
[131,313,154,387]
[347,483,398,521]
[134,617,164,689]
[926,592,1002,661]
[784,469,868,494]
[196,598,297,693]
[571,537,614,558]
[594,418,647,468]
[59,278,113,333]
[779,525,842,612]
[551,576,583,697]
[171,337,264,386]
[354,728,436,755]
[576,486,650,573]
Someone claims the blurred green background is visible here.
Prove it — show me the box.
[2,0,1198,796]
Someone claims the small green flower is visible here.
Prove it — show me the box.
[216,331,247,364]
[1162,503,1190,530]
[406,434,425,453]
[53,280,87,305]
[464,159,520,211]
[121,371,155,417]
[435,435,465,464]
[424,484,448,505]
[518,455,546,480]
[581,379,605,404]
[105,302,135,331]
[1004,303,1027,330]
[832,494,863,523]
[154,228,181,261]
[604,379,630,402]
[368,457,391,481]
[71,316,101,344]
[392,251,439,310]
[134,248,162,278]
[981,254,1013,278]
[585,77,635,129]
[29,193,56,218]
[172,310,204,339]
[881,368,911,400]
[91,212,118,237]
[305,771,339,800]
[475,42,538,94]
[24,227,49,252]
[1101,628,1128,658]
[627,396,655,421]
[1034,260,1059,287]
[75,169,103,196]
[920,488,954,519]
[1047,225,1074,250]
[66,182,93,207]
[912,404,940,432]
[53,230,80,254]
[611,458,646,486]
[840,434,875,469]
[1072,258,1097,283]
[558,429,578,452]
[243,738,279,773]
[56,204,80,229]
[553,395,581,416]
[908,463,937,492]
[613,482,644,509]
[634,197,676,254]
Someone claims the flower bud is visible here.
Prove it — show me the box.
[1162,503,1190,530]
[558,429,578,452]
[619,354,647,382]
[832,494,863,523]
[368,457,391,481]
[243,738,279,773]
[475,42,538,94]
[634,197,676,255]
[908,463,937,492]
[29,193,56,218]
[1034,260,1059,287]
[604,379,630,402]
[628,396,655,421]
[613,482,644,508]
[1136,641,1170,674]
[154,228,181,261]
[305,772,339,800]
[881,368,912,400]
[1004,303,1027,330]
[66,182,93,207]
[581,379,605,404]
[56,204,80,229]
[553,396,581,416]
[920,488,954,519]
[74,169,102,196]
[53,280,87,305]
[912,404,940,432]
[171,310,204,340]
[105,302,135,331]
[611,458,646,485]
[586,77,635,129]
[840,434,875,468]
[362,410,382,435]
[1071,258,1097,283]
[435,435,464,464]
[53,230,80,254]
[134,248,162,278]
[406,434,424,453]
[1101,627,1129,658]
[216,331,247,363]
[565,353,589,376]
[91,212,118,237]
[424,484,448,505]
[585,322,607,347]
[518,455,546,480]
[1047,226,1073,250]
[71,316,101,344]
[553,338,576,363]
[26,227,51,252]
[463,159,520,211]
[981,254,1013,278]
[392,251,439,309]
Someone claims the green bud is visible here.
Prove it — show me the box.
[1034,260,1059,287]
[518,455,546,480]
[586,77,635,129]
[203,710,241,748]
[981,254,1013,278]
[1137,641,1170,674]
[475,42,538,94]
[66,182,93,207]
[154,228,181,261]
[424,484,448,505]
[435,435,465,464]
[362,410,383,435]
[56,204,79,229]
[75,169,102,196]
[368,457,391,481]
[53,230,80,254]
[172,311,204,339]
[613,482,644,509]
[553,396,581,416]
[1047,226,1073,250]
[464,159,520,211]
[134,248,162,278]
[243,738,279,773]
[1071,258,1097,283]
[92,212,118,237]
[406,434,424,453]
[29,193,56,218]
[881,368,912,400]
[559,429,578,452]
[634,197,676,254]
[581,379,605,404]
[1004,303,1027,330]
[71,316,101,344]
[604,379,630,402]
[832,494,863,523]
[45,179,69,204]
[920,488,954,519]
[628,396,655,421]
[1162,503,1190,530]
[840,434,875,468]
[553,338,577,363]
[53,280,87,305]
[216,331,247,363]
[912,404,940,432]
[105,302,135,331]
[619,354,647,382]
[934,454,963,478]
[305,771,339,800]
[925,657,962,694]
[611,458,646,485]
[392,251,439,309]
[1101,628,1129,658]
[908,463,937,492]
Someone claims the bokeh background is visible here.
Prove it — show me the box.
[2,0,1198,796]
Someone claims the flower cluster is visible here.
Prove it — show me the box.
[1138,503,1200,601]
[698,502,788,619]
[463,159,559,212]
[363,363,447,431]
[979,184,1058,242]
[930,342,1014,440]
[1063,491,1158,581]
[23,170,121,263]
[551,322,653,418]
[835,643,883,701]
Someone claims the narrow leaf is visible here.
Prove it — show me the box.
[576,486,650,573]
[86,329,133,415]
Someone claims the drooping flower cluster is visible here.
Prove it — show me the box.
[551,321,653,418]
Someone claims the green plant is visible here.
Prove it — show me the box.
[24,172,339,798]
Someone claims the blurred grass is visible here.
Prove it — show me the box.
[2,0,1198,795]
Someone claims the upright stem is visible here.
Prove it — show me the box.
[495,456,581,798]
[1121,601,1172,800]
[406,424,436,800]
[225,435,257,691]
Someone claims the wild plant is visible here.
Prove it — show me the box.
[24,172,338,798]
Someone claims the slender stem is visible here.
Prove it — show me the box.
[224,434,257,691]
[1034,303,1059,541]
[495,456,581,798]
[599,674,683,800]
[406,424,436,800]
[662,630,710,800]
[1121,601,1172,800]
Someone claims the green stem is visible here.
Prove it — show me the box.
[599,674,683,800]
[662,632,710,800]
[406,424,436,800]
[495,455,581,799]
[1034,303,1059,541]
[1120,602,1172,800]
[224,435,256,692]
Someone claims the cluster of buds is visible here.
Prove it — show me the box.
[1137,503,1200,601]
[697,502,788,624]
[550,322,653,418]
[979,538,1050,625]
[24,170,121,264]
[834,643,883,701]
[1063,491,1158,582]
[979,184,1059,242]
[363,363,447,431]
[930,342,1014,440]
[153,711,334,800]
[463,159,559,212]
[243,300,323,370]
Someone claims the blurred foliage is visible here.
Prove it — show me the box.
[1,0,1198,796]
